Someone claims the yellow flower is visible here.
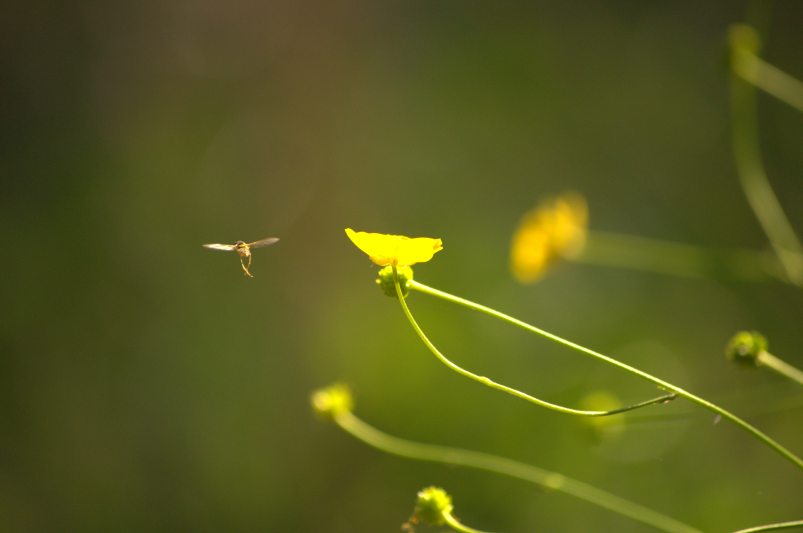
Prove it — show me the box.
[310,383,354,421]
[579,390,626,443]
[510,191,588,283]
[346,229,443,267]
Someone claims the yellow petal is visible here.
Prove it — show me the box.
[550,193,588,258]
[510,219,552,283]
[396,236,443,266]
[510,192,588,283]
[346,229,443,267]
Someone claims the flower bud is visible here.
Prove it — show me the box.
[725,331,767,367]
[376,265,414,298]
[411,487,453,526]
[728,24,761,56]
[311,383,353,420]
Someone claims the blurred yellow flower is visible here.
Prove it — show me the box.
[510,191,588,283]
[311,383,354,421]
[345,229,443,267]
[579,390,626,442]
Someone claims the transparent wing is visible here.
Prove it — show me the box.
[203,243,236,251]
[248,238,279,248]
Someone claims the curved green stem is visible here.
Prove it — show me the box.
[392,268,674,417]
[729,30,803,287]
[406,278,803,472]
[333,409,705,533]
[442,511,491,533]
[731,520,803,533]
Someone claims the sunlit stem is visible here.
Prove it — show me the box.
[729,41,803,287]
[333,409,705,533]
[392,267,675,417]
[577,230,783,282]
[758,351,803,386]
[441,511,490,533]
[407,278,803,472]
[732,48,803,114]
[731,519,803,533]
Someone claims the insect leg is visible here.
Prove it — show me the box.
[239,256,253,277]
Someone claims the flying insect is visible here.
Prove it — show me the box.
[203,238,279,277]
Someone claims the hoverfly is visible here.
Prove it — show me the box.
[203,238,279,277]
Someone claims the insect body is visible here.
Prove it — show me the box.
[203,238,279,277]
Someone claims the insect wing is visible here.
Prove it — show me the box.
[203,243,236,251]
[248,238,279,248]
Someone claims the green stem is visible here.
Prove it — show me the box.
[392,268,674,417]
[758,351,803,385]
[731,520,803,533]
[442,511,491,533]
[732,48,803,114]
[729,36,803,287]
[333,409,705,533]
[406,278,803,472]
[577,231,782,282]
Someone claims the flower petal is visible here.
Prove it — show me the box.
[396,236,443,267]
[510,192,587,283]
[346,229,442,267]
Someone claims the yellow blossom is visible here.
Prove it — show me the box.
[310,383,354,421]
[579,390,625,442]
[345,229,443,267]
[510,191,588,283]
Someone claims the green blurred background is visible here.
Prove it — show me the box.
[2,1,802,532]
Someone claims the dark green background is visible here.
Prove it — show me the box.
[2,1,802,532]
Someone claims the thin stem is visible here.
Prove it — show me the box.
[392,267,674,417]
[732,48,803,114]
[334,409,706,533]
[577,230,782,282]
[731,520,803,533]
[407,279,803,471]
[729,40,803,287]
[442,511,491,533]
[758,351,803,385]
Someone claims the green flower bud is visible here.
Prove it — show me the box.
[311,383,353,420]
[725,331,768,368]
[578,390,626,442]
[376,265,414,298]
[728,24,761,55]
[412,487,452,526]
